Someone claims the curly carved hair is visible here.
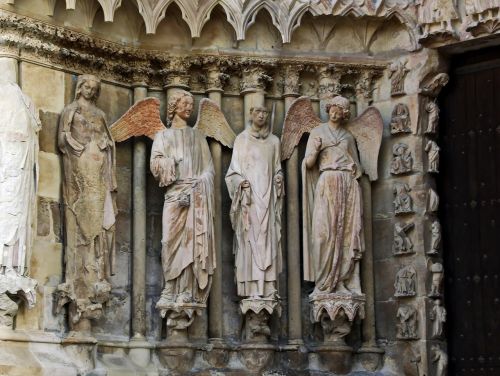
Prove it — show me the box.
[325,95,351,121]
[74,74,101,103]
[167,89,194,121]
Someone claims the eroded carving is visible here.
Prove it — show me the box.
[56,74,116,333]
[417,0,459,44]
[425,100,440,134]
[395,265,416,297]
[389,60,409,96]
[396,304,418,339]
[0,80,40,327]
[226,103,283,342]
[430,299,446,338]
[394,183,413,214]
[465,0,500,36]
[428,220,441,255]
[427,188,439,213]
[429,262,444,298]
[390,143,413,175]
[432,344,448,376]
[425,140,440,173]
[393,222,415,256]
[390,103,412,134]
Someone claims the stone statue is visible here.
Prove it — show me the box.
[427,188,439,213]
[390,103,411,134]
[429,262,444,297]
[395,266,416,297]
[417,0,459,38]
[56,74,116,333]
[394,183,413,214]
[226,104,284,342]
[0,80,40,327]
[396,304,418,339]
[432,345,448,376]
[425,100,439,134]
[425,140,440,173]
[428,220,441,255]
[110,93,235,340]
[393,222,414,255]
[281,95,383,344]
[389,60,409,96]
[430,299,446,338]
[390,143,413,175]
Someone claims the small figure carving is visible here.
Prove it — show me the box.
[226,102,284,342]
[56,74,116,333]
[417,0,459,40]
[396,304,418,339]
[395,266,417,297]
[425,140,440,173]
[465,0,499,33]
[425,100,439,134]
[394,183,413,214]
[429,262,444,297]
[428,220,441,255]
[0,79,40,327]
[430,299,446,338]
[393,222,415,255]
[421,73,450,98]
[390,143,413,175]
[389,60,409,96]
[390,103,412,134]
[427,188,439,213]
[432,344,448,376]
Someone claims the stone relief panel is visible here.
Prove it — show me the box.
[0,79,40,328]
[393,221,415,256]
[394,183,414,214]
[390,143,413,175]
[396,304,419,339]
[394,265,417,297]
[390,103,412,134]
[55,74,117,334]
[389,59,409,96]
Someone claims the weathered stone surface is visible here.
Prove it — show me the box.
[38,111,60,154]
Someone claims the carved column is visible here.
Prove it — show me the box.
[283,64,303,345]
[129,81,151,367]
[318,65,343,120]
[206,66,228,343]
[0,48,19,84]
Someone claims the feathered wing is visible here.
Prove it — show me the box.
[346,107,384,181]
[194,98,236,148]
[281,96,321,161]
[110,97,166,142]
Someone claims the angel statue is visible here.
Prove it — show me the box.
[281,95,382,343]
[110,90,235,339]
[225,101,284,342]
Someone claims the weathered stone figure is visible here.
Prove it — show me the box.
[303,96,365,296]
[393,222,414,255]
[389,60,409,96]
[394,183,413,214]
[425,140,440,173]
[57,74,116,332]
[151,90,216,334]
[390,143,413,175]
[425,100,440,134]
[390,103,411,134]
[395,265,417,297]
[428,220,441,255]
[396,304,418,339]
[430,299,446,338]
[0,79,40,327]
[432,345,448,376]
[429,262,444,297]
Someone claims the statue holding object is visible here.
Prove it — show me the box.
[226,102,284,343]
[111,91,235,341]
[281,95,383,344]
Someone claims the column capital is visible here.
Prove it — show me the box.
[355,69,378,101]
[206,66,229,93]
[240,65,273,95]
[317,64,344,100]
[282,64,304,98]
[162,58,191,91]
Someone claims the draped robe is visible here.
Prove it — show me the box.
[151,127,215,304]
[302,124,364,296]
[226,129,283,298]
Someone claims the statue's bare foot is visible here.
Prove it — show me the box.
[335,282,351,295]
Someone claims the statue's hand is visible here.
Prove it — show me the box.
[241,180,250,189]
[313,137,322,152]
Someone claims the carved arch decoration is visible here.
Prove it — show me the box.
[15,0,419,50]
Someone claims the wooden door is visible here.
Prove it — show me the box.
[439,48,500,376]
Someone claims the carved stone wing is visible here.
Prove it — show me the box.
[281,96,321,161]
[346,107,383,181]
[194,98,236,148]
[110,97,166,142]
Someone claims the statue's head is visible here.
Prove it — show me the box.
[75,74,101,103]
[325,95,351,123]
[249,106,269,129]
[167,89,194,122]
